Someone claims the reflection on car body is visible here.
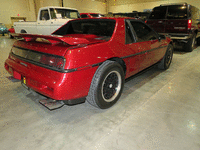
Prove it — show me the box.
[5,18,173,110]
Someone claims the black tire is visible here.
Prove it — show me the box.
[21,30,27,33]
[158,44,173,70]
[2,33,4,36]
[185,33,196,52]
[8,32,14,39]
[87,60,125,109]
[197,37,200,46]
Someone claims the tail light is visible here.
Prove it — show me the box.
[188,19,192,30]
[11,46,65,71]
[40,55,64,69]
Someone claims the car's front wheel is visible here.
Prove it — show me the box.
[87,60,125,109]
[158,44,173,70]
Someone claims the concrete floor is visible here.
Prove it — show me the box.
[1,35,200,150]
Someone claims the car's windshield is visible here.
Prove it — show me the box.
[50,8,80,19]
[53,19,116,40]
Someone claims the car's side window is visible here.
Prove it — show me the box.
[125,21,135,44]
[130,21,158,42]
[40,10,50,20]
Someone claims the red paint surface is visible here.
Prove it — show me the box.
[5,18,171,101]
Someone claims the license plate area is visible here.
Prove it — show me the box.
[21,76,29,89]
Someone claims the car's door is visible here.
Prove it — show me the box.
[121,20,140,77]
[129,20,163,71]
[37,9,51,35]
[123,20,149,77]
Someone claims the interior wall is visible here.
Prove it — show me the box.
[1,0,199,29]
[0,0,107,29]
[108,0,200,13]
[0,0,36,28]
[35,0,61,15]
[63,0,107,14]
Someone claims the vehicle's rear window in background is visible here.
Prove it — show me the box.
[167,5,188,19]
[149,6,167,19]
[53,19,116,38]
[90,14,99,17]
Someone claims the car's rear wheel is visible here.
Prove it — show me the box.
[158,44,173,70]
[21,30,27,33]
[185,33,196,52]
[87,60,125,109]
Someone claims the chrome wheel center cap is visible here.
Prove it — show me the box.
[109,84,113,88]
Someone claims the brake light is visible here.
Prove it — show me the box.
[40,55,64,69]
[188,19,192,30]
[145,20,147,23]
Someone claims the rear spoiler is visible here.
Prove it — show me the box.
[12,33,89,45]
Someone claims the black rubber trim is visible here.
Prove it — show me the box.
[121,45,167,59]
[63,97,86,105]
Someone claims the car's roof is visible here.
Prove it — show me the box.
[160,2,187,6]
[80,13,100,14]
[40,6,78,11]
[76,17,138,21]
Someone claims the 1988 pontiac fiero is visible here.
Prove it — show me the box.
[5,18,173,109]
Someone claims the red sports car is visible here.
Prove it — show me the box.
[4,18,173,109]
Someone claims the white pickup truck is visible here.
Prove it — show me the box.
[14,6,80,35]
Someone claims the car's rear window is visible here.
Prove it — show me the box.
[149,5,188,20]
[167,5,188,19]
[149,6,167,19]
[53,19,116,38]
[90,14,99,17]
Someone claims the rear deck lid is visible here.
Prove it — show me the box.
[147,4,190,34]
[165,5,189,34]
[146,6,167,33]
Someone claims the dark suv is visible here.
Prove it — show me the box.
[146,3,200,52]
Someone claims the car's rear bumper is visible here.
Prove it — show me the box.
[4,57,97,102]
[160,33,193,40]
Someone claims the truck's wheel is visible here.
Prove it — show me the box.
[185,33,196,52]
[8,32,14,39]
[87,60,125,109]
[197,37,200,46]
[21,30,27,33]
[158,44,173,70]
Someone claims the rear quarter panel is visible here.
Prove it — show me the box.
[64,19,127,70]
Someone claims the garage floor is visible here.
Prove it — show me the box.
[1,35,200,150]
